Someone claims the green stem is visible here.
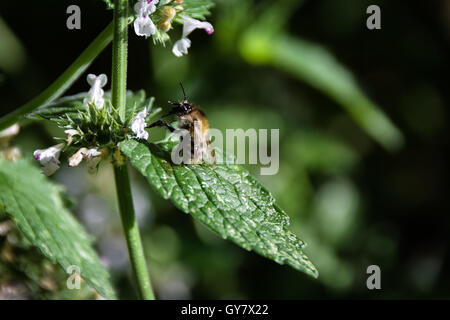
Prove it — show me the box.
[114,164,155,300]
[111,0,129,122]
[111,0,154,300]
[0,22,114,131]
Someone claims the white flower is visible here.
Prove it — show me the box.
[69,148,102,171]
[0,124,20,148]
[64,129,79,145]
[172,38,191,57]
[83,74,107,109]
[68,147,86,167]
[172,16,214,57]
[0,124,20,138]
[131,109,149,140]
[84,148,102,171]
[134,0,159,38]
[182,17,214,37]
[33,143,64,176]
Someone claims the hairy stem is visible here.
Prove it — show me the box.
[114,164,155,300]
[111,0,155,300]
[0,22,114,131]
[111,0,129,122]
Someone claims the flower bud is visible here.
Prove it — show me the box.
[159,20,172,32]
[161,6,176,20]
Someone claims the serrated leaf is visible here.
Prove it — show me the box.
[123,90,155,124]
[0,159,116,299]
[28,93,88,120]
[120,139,318,278]
[28,90,154,124]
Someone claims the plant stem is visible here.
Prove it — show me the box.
[0,22,114,131]
[111,0,129,122]
[114,164,155,300]
[111,0,155,300]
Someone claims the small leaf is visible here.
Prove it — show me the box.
[178,0,215,21]
[27,92,88,120]
[124,89,146,120]
[121,139,318,278]
[28,90,154,124]
[0,159,116,299]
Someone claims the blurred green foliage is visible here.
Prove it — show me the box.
[0,0,449,299]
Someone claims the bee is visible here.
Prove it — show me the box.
[149,83,215,165]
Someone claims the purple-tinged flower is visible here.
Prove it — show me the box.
[134,0,159,38]
[172,16,214,57]
[33,143,64,176]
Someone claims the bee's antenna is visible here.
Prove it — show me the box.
[179,82,188,101]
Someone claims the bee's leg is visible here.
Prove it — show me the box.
[148,120,176,132]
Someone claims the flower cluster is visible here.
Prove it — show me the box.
[33,73,154,176]
[132,0,214,57]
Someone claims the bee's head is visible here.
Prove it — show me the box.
[165,83,193,116]
[169,99,193,114]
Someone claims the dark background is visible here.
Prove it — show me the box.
[0,0,449,299]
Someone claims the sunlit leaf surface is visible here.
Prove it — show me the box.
[121,139,318,278]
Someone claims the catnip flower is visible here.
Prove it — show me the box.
[0,124,20,139]
[68,147,86,167]
[84,148,102,171]
[172,16,214,57]
[172,38,191,57]
[0,124,20,148]
[130,109,149,140]
[33,143,64,176]
[69,147,102,171]
[64,129,79,145]
[134,0,159,38]
[83,74,107,109]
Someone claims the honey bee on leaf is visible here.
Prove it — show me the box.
[149,84,216,165]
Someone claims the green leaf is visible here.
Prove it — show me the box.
[236,0,403,152]
[120,139,318,278]
[0,159,116,299]
[175,0,215,21]
[27,92,88,120]
[271,35,404,151]
[28,90,154,124]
